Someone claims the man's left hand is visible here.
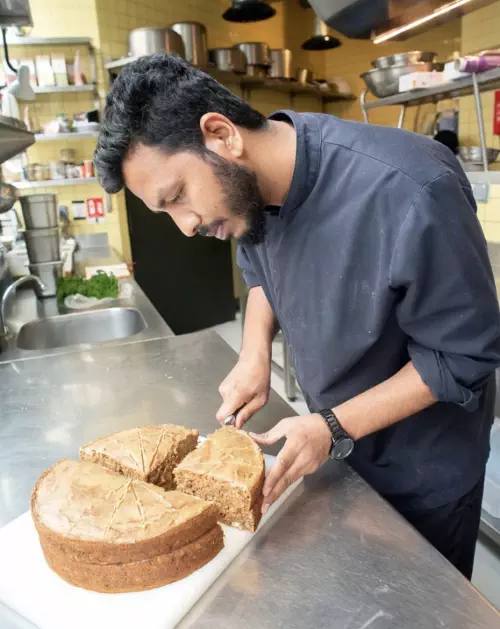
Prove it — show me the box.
[250,414,331,514]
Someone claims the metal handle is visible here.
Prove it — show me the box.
[224,405,245,426]
[0,275,46,337]
[360,88,369,123]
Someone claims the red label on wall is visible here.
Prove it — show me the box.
[86,198,96,223]
[86,197,105,223]
[494,91,500,136]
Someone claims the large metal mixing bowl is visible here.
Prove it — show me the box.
[361,62,433,98]
[371,51,436,69]
[459,146,500,164]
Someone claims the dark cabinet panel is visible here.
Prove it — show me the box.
[125,189,236,334]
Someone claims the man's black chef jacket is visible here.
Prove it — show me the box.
[238,110,500,511]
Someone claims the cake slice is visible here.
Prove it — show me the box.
[31,459,223,592]
[80,424,199,490]
[174,426,265,532]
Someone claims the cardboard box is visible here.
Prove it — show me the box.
[35,55,55,87]
[443,61,470,82]
[51,53,68,87]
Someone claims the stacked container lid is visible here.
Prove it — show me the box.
[20,194,62,298]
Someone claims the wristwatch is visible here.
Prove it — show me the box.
[318,409,354,460]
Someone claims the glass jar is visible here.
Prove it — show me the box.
[34,164,49,181]
[49,160,66,180]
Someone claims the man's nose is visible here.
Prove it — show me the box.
[173,212,200,238]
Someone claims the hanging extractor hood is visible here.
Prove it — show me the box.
[307,0,498,40]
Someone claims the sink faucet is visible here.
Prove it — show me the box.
[0,275,46,339]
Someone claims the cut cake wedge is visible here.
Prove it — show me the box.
[174,426,265,532]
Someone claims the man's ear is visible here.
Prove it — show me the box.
[200,112,243,158]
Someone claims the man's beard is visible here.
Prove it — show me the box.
[197,153,265,244]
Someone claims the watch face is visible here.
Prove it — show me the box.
[333,438,354,460]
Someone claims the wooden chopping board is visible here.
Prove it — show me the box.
[0,454,303,629]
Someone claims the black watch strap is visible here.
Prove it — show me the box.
[318,409,354,460]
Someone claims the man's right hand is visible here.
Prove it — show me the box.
[216,355,271,428]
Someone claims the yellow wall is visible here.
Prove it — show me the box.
[459,1,500,155]
[6,0,128,257]
[458,1,500,241]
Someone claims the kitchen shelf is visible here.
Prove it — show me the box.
[105,56,138,71]
[105,58,355,105]
[244,78,355,103]
[6,35,98,109]
[361,67,500,173]
[363,67,500,110]
[34,131,100,141]
[6,36,93,47]
[16,177,98,189]
[34,85,96,94]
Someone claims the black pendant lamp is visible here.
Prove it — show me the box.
[302,16,341,51]
[223,0,276,23]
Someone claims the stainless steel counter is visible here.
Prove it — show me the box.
[0,330,499,629]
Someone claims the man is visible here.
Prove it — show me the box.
[95,53,500,579]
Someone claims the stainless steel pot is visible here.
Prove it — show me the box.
[20,193,57,229]
[23,227,60,264]
[28,260,63,298]
[171,22,208,68]
[296,68,314,84]
[128,27,185,58]
[209,48,246,74]
[235,42,270,67]
[361,62,433,98]
[269,49,293,79]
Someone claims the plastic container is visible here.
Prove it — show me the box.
[456,52,500,73]
[484,419,500,519]
[49,160,66,180]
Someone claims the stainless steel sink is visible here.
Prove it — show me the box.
[16,307,147,350]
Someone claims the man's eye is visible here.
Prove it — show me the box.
[172,188,184,204]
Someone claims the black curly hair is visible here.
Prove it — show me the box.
[94,53,267,194]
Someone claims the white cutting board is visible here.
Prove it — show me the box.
[0,454,302,629]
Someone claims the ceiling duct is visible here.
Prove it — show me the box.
[223,0,276,22]
[302,16,341,50]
